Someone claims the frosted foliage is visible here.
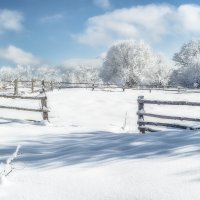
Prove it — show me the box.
[100,40,171,86]
[170,63,200,88]
[173,40,200,67]
[0,65,101,83]
[143,55,172,86]
[171,40,200,88]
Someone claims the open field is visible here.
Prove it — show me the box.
[1,88,200,200]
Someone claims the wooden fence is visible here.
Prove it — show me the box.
[0,79,46,94]
[137,96,200,133]
[0,80,127,94]
[1,80,199,94]
[0,93,49,121]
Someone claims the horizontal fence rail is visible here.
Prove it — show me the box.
[137,96,200,133]
[138,99,200,106]
[0,105,48,113]
[138,112,200,122]
[0,94,45,100]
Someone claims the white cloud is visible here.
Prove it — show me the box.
[0,9,23,33]
[0,45,41,65]
[75,4,200,46]
[177,4,200,32]
[93,0,111,9]
[40,14,64,23]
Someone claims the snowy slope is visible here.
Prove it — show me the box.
[0,88,200,200]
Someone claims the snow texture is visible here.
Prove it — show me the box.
[0,88,200,200]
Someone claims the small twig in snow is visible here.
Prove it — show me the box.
[0,145,21,183]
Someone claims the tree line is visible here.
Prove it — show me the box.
[0,39,200,88]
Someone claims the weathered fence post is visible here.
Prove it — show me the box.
[92,83,95,91]
[137,96,145,134]
[50,81,53,91]
[40,80,48,120]
[178,86,180,93]
[14,79,18,95]
[41,95,48,121]
[122,85,125,92]
[31,79,34,93]
[42,80,45,92]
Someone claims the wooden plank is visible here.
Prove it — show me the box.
[57,82,90,85]
[55,82,120,87]
[164,89,185,92]
[2,81,13,83]
[99,86,122,89]
[139,121,199,130]
[138,112,200,122]
[132,88,165,91]
[7,80,42,83]
[0,105,49,112]
[17,80,33,83]
[58,86,123,89]
[139,99,200,106]
[138,126,161,132]
[59,85,89,88]
[0,94,45,100]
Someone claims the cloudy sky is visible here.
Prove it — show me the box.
[0,0,200,66]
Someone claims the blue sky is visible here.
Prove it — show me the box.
[0,0,200,66]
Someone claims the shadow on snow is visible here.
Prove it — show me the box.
[1,130,200,168]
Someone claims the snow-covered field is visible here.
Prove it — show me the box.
[1,88,200,200]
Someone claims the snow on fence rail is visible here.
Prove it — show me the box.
[137,96,200,133]
[0,93,49,121]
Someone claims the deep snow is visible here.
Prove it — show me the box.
[0,88,200,200]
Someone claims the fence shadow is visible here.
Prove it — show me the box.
[0,117,44,126]
[1,130,200,168]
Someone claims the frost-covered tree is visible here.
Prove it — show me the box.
[100,40,150,85]
[143,55,172,86]
[171,40,200,87]
[170,63,200,88]
[63,58,102,83]
[0,64,101,83]
[72,66,100,83]
[0,67,16,81]
[35,66,60,81]
[100,40,171,86]
[57,66,73,82]
[15,65,35,80]
[173,40,200,67]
